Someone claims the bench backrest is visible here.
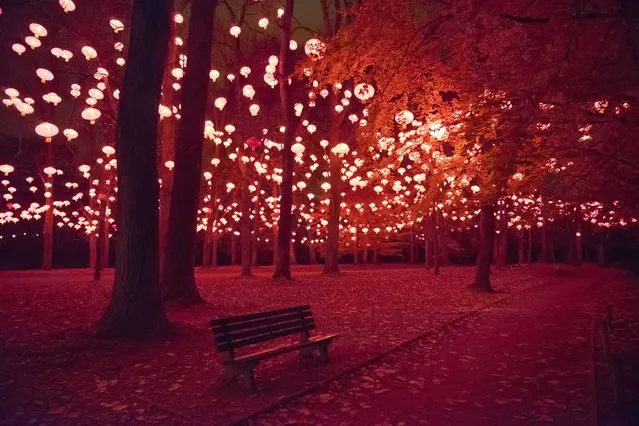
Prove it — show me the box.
[210,305,315,358]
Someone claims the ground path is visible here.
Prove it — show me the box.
[256,269,638,425]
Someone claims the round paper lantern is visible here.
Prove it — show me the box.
[214,97,227,110]
[12,43,26,55]
[331,142,350,156]
[43,166,57,176]
[81,107,101,124]
[0,164,15,176]
[102,146,115,157]
[229,26,241,37]
[304,38,325,59]
[354,83,375,102]
[291,143,305,155]
[164,160,175,170]
[35,122,59,143]
[81,46,97,60]
[249,104,260,116]
[4,88,19,98]
[36,68,54,83]
[63,128,78,141]
[25,36,41,49]
[109,19,124,33]
[29,23,47,38]
[59,0,76,12]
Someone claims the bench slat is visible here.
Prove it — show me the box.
[214,319,315,346]
[232,334,339,363]
[212,311,312,334]
[216,324,316,352]
[210,305,310,326]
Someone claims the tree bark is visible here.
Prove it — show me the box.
[162,0,217,303]
[527,227,532,264]
[240,169,252,276]
[440,216,450,265]
[517,229,525,265]
[97,0,172,338]
[159,11,178,273]
[231,235,237,265]
[597,244,605,266]
[252,233,259,267]
[540,224,549,262]
[211,233,219,267]
[89,234,97,269]
[41,142,55,270]
[323,150,342,274]
[373,248,380,265]
[308,244,317,264]
[472,203,495,292]
[272,0,297,280]
[433,210,440,276]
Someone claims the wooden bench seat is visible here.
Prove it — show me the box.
[210,305,338,391]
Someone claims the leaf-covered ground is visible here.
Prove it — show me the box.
[0,264,634,424]
[256,266,639,426]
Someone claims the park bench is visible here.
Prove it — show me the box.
[210,305,338,391]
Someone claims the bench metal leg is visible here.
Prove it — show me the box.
[318,344,330,363]
[243,367,256,392]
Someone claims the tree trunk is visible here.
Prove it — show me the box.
[89,234,97,269]
[97,0,172,338]
[433,210,440,275]
[409,230,416,263]
[162,0,217,303]
[272,224,278,266]
[41,142,55,270]
[439,216,450,265]
[272,0,297,280]
[373,248,380,265]
[308,245,317,264]
[527,227,532,264]
[423,214,431,269]
[540,224,549,262]
[472,203,495,292]
[158,14,178,274]
[93,198,107,280]
[252,233,259,267]
[231,235,237,265]
[575,232,583,266]
[597,244,605,267]
[497,220,508,268]
[323,150,342,274]
[201,233,211,267]
[517,229,525,265]
[240,171,252,276]
[211,234,219,267]
[362,247,368,264]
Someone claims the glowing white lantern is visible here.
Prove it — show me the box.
[12,43,26,55]
[51,47,62,58]
[332,143,350,156]
[158,105,172,119]
[25,36,41,49]
[78,164,90,173]
[395,110,414,126]
[109,19,124,33]
[81,46,98,60]
[164,160,175,170]
[5,88,19,98]
[29,23,47,38]
[209,69,220,82]
[43,167,57,176]
[0,164,14,176]
[230,26,241,37]
[291,143,305,155]
[102,146,115,157]
[35,122,59,143]
[214,97,227,110]
[174,13,184,23]
[63,128,78,141]
[471,185,480,194]
[249,104,260,116]
[354,83,375,101]
[289,40,298,50]
[321,182,331,192]
[258,17,269,29]
[59,0,75,12]
[320,139,329,148]
[81,107,101,124]
[36,68,54,83]
[304,38,325,60]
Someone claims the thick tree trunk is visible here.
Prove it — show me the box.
[93,197,107,280]
[409,230,416,263]
[272,0,297,280]
[97,0,172,338]
[272,225,278,266]
[162,0,217,303]
[323,151,342,274]
[201,233,211,267]
[472,203,495,292]
[373,248,380,265]
[158,14,178,274]
[423,215,431,269]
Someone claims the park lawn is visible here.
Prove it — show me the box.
[0,265,548,424]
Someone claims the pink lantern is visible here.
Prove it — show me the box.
[81,107,101,124]
[246,137,261,151]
